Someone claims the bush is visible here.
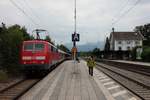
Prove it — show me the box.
[130,47,136,60]
[141,46,150,62]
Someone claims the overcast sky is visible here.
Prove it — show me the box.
[0,0,150,45]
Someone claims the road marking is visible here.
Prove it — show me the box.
[95,73,99,75]
[107,85,120,90]
[100,78,111,82]
[94,74,115,100]
[98,76,107,79]
[128,97,137,100]
[112,90,127,97]
[98,75,106,77]
[98,74,105,77]
[103,81,115,86]
[94,66,141,100]
[96,75,102,77]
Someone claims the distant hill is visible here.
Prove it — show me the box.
[65,41,104,52]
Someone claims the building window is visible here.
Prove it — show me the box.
[127,46,130,50]
[135,41,140,45]
[126,41,131,44]
[118,46,122,50]
[118,41,122,44]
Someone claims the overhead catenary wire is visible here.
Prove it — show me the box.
[111,0,141,26]
[22,0,48,29]
[22,0,42,22]
[112,0,131,23]
[106,0,131,33]
[9,0,40,27]
[9,0,62,45]
[104,0,141,41]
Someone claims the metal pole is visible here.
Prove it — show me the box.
[74,0,76,47]
[74,0,76,34]
[73,0,78,74]
[73,0,77,61]
[36,30,40,39]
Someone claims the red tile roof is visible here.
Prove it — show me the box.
[111,32,144,40]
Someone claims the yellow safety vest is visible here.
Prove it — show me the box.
[87,60,96,67]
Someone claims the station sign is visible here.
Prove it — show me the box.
[72,33,80,42]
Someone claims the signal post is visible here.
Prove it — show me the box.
[71,0,80,61]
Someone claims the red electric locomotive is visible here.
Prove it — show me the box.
[20,40,68,74]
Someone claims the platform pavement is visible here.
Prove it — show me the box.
[19,60,140,100]
[109,60,150,66]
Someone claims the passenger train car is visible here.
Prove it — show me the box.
[20,40,69,74]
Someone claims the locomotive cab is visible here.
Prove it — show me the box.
[20,40,70,76]
[21,40,49,73]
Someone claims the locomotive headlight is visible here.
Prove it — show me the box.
[22,56,31,60]
[41,61,44,64]
[36,56,45,60]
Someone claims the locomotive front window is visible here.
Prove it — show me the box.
[35,43,44,51]
[24,44,33,50]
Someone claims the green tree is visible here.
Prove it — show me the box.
[104,37,110,51]
[134,23,150,46]
[141,46,150,62]
[57,44,70,53]
[44,35,54,45]
[0,23,33,75]
[92,48,101,57]
[79,51,92,57]
[21,27,33,40]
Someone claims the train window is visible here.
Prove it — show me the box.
[54,48,58,52]
[54,48,56,52]
[49,45,51,51]
[24,44,33,50]
[35,43,44,51]
[56,49,58,53]
[51,46,54,52]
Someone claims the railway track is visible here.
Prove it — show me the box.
[99,60,150,76]
[0,79,40,100]
[96,62,150,100]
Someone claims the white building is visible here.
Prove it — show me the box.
[109,32,144,51]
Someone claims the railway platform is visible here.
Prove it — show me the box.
[19,60,140,100]
[111,60,150,66]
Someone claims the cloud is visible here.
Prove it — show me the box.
[0,0,150,45]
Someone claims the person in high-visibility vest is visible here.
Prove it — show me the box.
[87,56,96,76]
